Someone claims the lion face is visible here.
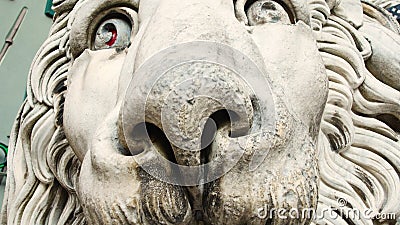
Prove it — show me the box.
[4,0,400,225]
[62,0,327,224]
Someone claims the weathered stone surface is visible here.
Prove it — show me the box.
[1,0,399,224]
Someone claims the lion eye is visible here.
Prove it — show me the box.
[246,0,292,25]
[93,18,131,50]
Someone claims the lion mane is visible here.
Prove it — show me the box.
[1,0,399,224]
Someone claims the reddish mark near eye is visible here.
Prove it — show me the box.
[106,29,118,46]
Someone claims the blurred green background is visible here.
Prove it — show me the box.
[0,0,53,206]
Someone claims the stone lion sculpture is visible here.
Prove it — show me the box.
[1,0,399,224]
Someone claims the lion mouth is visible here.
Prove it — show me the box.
[119,109,243,212]
[78,107,318,225]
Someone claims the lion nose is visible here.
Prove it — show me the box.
[118,0,277,186]
[119,50,254,168]
[118,41,277,188]
[118,37,278,168]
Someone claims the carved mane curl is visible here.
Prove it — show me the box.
[312,1,400,224]
[1,1,85,224]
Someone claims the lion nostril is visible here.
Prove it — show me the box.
[131,122,148,141]
[147,124,178,163]
[262,2,277,11]
[122,122,178,163]
[201,118,217,150]
[201,109,247,164]
[200,110,242,150]
[201,109,247,147]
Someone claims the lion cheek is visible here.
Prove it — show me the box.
[77,152,193,225]
[251,22,329,138]
[76,109,193,225]
[77,154,143,225]
[203,121,319,225]
[64,49,127,161]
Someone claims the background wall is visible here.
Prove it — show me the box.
[0,0,52,145]
[0,0,53,205]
